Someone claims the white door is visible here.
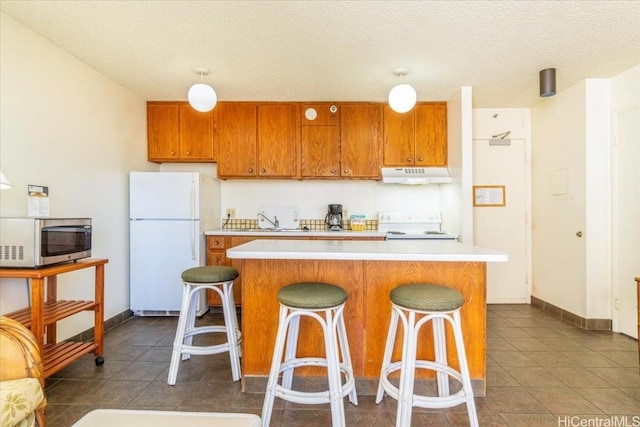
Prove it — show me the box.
[473,138,529,303]
[613,106,640,337]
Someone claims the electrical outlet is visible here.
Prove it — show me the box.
[343,209,349,219]
[226,208,236,219]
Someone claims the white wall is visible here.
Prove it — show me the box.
[532,81,588,316]
[531,68,639,320]
[0,13,151,339]
[584,79,611,319]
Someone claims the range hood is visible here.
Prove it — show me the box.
[381,167,452,185]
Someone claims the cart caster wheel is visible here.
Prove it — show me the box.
[95,356,105,366]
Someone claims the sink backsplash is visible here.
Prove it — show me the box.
[221,218,378,231]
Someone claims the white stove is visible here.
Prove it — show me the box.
[377,212,458,240]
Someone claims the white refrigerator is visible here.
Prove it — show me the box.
[129,172,220,316]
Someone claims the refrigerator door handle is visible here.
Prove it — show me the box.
[191,178,197,260]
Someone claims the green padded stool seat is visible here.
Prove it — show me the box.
[262,282,357,426]
[278,282,347,309]
[390,283,464,312]
[181,266,238,284]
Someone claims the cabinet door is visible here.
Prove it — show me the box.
[179,104,215,160]
[301,126,340,177]
[218,103,258,177]
[340,104,382,178]
[383,105,415,166]
[300,104,340,178]
[147,103,180,161]
[257,104,298,177]
[415,103,447,166]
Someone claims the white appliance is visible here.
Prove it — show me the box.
[129,172,220,316]
[377,212,458,240]
[380,167,452,184]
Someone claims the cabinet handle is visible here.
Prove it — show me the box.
[418,156,424,161]
[214,257,221,263]
[171,151,176,155]
[407,157,412,162]
[185,151,190,155]
[214,240,221,246]
[331,168,336,174]
[248,168,254,173]
[344,169,349,174]
[261,168,266,174]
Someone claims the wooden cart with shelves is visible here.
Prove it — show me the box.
[0,258,108,377]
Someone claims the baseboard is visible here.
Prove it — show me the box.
[67,309,134,342]
[531,296,611,330]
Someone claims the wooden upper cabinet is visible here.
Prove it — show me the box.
[383,102,447,167]
[257,104,298,177]
[179,104,216,159]
[218,102,298,179]
[340,104,382,178]
[147,103,180,161]
[147,102,215,163]
[415,102,447,166]
[300,103,340,178]
[217,102,258,177]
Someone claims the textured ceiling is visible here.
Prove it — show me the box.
[1,1,639,108]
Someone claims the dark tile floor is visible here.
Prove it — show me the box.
[45,304,639,426]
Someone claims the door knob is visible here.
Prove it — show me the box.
[576,231,583,237]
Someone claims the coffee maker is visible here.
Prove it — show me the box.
[325,204,343,231]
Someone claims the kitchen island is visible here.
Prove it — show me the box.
[227,239,507,396]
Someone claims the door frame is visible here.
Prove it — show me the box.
[611,103,640,337]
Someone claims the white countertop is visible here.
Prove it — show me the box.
[205,229,386,238]
[226,239,508,262]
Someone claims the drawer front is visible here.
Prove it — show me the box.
[208,236,229,249]
[207,250,227,266]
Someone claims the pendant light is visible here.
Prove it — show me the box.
[188,68,217,112]
[388,68,417,113]
[0,171,12,190]
[539,68,556,97]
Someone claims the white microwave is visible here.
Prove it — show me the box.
[0,217,92,268]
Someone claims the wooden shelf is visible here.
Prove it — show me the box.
[5,300,98,329]
[43,341,98,377]
[0,258,108,378]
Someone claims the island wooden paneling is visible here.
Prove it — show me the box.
[238,258,487,394]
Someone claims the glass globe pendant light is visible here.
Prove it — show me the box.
[388,68,417,113]
[188,68,217,112]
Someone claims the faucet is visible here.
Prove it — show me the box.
[257,212,279,229]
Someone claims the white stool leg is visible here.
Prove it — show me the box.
[376,308,400,404]
[261,304,291,427]
[322,308,346,427]
[452,310,479,427]
[168,283,193,385]
[396,309,417,427]
[432,316,450,397]
[227,282,243,358]
[221,281,241,382]
[336,309,358,405]
[182,286,199,361]
[281,313,300,390]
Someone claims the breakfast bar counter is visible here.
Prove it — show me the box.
[227,239,507,396]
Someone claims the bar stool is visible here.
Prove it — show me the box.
[167,266,242,385]
[376,283,478,427]
[261,282,358,427]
